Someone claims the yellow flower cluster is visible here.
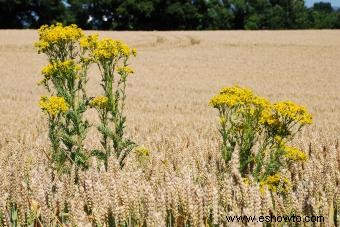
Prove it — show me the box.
[79,34,99,49]
[36,23,138,66]
[35,23,83,53]
[210,86,270,110]
[220,86,253,97]
[42,60,80,76]
[283,145,307,161]
[40,60,80,84]
[260,174,290,193]
[210,86,312,125]
[90,96,108,109]
[116,66,134,75]
[39,96,68,117]
[251,96,271,108]
[210,86,253,108]
[273,101,313,125]
[260,101,312,126]
[90,38,134,62]
[259,107,278,125]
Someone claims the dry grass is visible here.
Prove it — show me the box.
[0,30,339,226]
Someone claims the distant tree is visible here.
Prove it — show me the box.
[268,5,285,28]
[0,0,66,28]
[202,0,233,29]
[230,0,251,29]
[66,0,121,29]
[336,11,340,28]
[309,2,337,28]
[1,0,340,30]
[0,0,25,28]
[290,0,310,28]
[313,2,333,13]
[245,0,272,29]
[157,1,202,30]
[67,0,158,30]
[267,0,309,29]
[115,0,156,30]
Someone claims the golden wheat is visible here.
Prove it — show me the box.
[0,30,339,226]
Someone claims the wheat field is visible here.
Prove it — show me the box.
[0,30,339,226]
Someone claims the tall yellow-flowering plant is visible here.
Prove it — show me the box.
[81,35,137,169]
[37,24,138,173]
[210,85,312,189]
[36,24,91,172]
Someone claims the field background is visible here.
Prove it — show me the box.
[0,30,339,154]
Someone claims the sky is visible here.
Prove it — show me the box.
[305,0,339,7]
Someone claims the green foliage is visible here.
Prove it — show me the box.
[0,0,66,28]
[309,2,338,28]
[1,0,340,29]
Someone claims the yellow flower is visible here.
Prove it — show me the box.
[39,96,68,117]
[90,96,108,109]
[131,48,137,57]
[283,145,307,161]
[259,107,278,125]
[35,41,48,52]
[219,85,253,97]
[93,38,118,60]
[274,135,284,145]
[260,174,290,194]
[251,96,270,109]
[210,93,239,108]
[209,85,269,109]
[41,64,54,80]
[243,177,251,186]
[35,23,83,53]
[79,34,99,49]
[135,147,150,157]
[135,147,150,166]
[116,66,134,75]
[273,101,313,125]
[259,101,312,128]
[81,57,93,65]
[41,60,80,80]
[37,78,48,86]
[92,39,132,62]
[118,41,131,57]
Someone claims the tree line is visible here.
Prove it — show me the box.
[1,0,340,30]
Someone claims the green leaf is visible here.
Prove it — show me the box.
[91,149,107,161]
[61,134,75,149]
[97,124,113,139]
